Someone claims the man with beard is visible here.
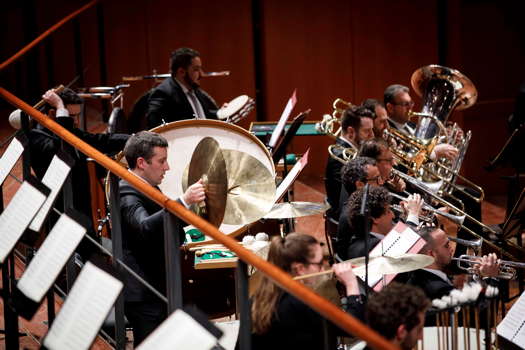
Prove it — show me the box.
[147,47,219,128]
[362,98,389,138]
[325,106,374,220]
[407,226,500,300]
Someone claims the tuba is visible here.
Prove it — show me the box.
[385,65,484,203]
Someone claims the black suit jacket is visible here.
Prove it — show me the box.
[28,118,129,226]
[119,179,185,302]
[146,77,218,128]
[325,137,354,220]
[345,235,382,260]
[406,269,454,300]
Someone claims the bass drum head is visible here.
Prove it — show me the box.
[152,119,275,240]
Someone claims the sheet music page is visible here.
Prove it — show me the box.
[29,155,71,232]
[43,262,123,350]
[137,309,218,350]
[0,181,47,263]
[497,291,525,345]
[269,89,297,148]
[0,137,24,185]
[17,213,86,302]
[274,149,309,202]
[354,223,421,287]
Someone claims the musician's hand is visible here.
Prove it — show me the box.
[183,179,206,205]
[388,177,406,193]
[477,253,500,277]
[42,89,65,110]
[333,262,359,296]
[402,193,424,217]
[432,143,459,161]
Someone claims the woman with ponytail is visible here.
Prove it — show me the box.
[250,232,363,350]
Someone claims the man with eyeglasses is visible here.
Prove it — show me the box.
[384,84,458,161]
[27,88,129,251]
[325,106,374,221]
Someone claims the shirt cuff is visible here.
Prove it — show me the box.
[406,213,419,226]
[56,108,70,118]
[179,196,190,209]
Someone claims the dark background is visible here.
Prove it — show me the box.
[1,0,524,195]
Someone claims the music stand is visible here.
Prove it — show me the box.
[501,186,525,240]
[271,110,309,164]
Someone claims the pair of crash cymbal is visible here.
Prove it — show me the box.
[184,137,276,227]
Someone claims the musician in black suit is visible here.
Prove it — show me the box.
[147,47,218,128]
[337,186,422,260]
[383,84,458,161]
[406,226,500,300]
[362,98,389,138]
[325,106,374,220]
[119,131,205,345]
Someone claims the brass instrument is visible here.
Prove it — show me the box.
[388,191,466,227]
[316,98,355,138]
[328,143,357,165]
[453,254,525,280]
[390,168,525,262]
[384,65,483,203]
[448,237,482,255]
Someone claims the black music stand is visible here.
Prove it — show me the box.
[269,111,309,234]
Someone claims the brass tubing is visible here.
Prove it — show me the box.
[0,87,399,350]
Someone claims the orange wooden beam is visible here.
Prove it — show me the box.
[0,0,99,71]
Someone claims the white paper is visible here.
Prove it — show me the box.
[268,90,297,148]
[274,149,309,202]
[18,213,86,302]
[0,181,47,263]
[137,309,218,350]
[43,262,123,350]
[0,137,24,185]
[497,291,525,345]
[29,155,72,232]
[354,225,421,287]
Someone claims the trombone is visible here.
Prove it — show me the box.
[390,168,525,261]
[452,254,525,279]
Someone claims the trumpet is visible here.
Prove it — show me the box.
[452,254,525,280]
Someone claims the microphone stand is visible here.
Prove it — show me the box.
[360,184,370,299]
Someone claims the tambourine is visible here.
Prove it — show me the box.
[217,95,255,124]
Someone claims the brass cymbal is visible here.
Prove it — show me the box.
[221,149,276,225]
[349,253,434,275]
[263,201,330,219]
[187,137,228,227]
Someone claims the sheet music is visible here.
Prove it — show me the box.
[137,309,218,350]
[497,291,525,345]
[0,136,24,185]
[43,262,123,350]
[29,155,72,232]
[274,149,309,202]
[269,89,297,148]
[17,213,86,302]
[0,181,47,263]
[354,223,422,287]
